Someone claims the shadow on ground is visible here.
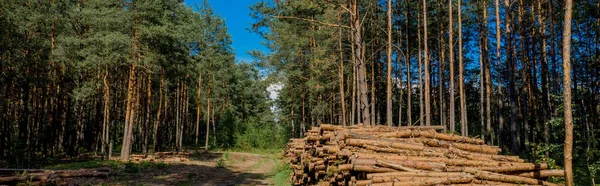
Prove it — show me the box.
[77,151,271,186]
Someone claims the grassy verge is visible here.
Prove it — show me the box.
[270,158,292,186]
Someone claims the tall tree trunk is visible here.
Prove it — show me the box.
[483,0,492,144]
[458,0,467,136]
[144,74,151,154]
[537,0,550,152]
[338,12,346,126]
[102,58,110,158]
[449,0,456,133]
[196,73,202,145]
[121,0,139,160]
[423,0,431,126]
[154,74,163,152]
[352,0,370,126]
[351,26,357,125]
[439,0,446,131]
[495,0,504,147]
[418,10,424,127]
[386,0,393,126]
[506,0,519,154]
[562,0,573,184]
[405,0,412,126]
[205,75,211,149]
[478,2,485,140]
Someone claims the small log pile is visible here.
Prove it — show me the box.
[284,124,564,186]
[0,168,109,185]
[128,151,192,162]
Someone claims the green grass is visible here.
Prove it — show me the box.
[270,158,292,186]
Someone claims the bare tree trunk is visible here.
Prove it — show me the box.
[205,74,211,149]
[484,0,492,144]
[449,0,455,133]
[537,0,550,152]
[102,59,110,158]
[439,0,446,131]
[153,74,163,152]
[423,0,431,127]
[212,103,216,146]
[196,73,202,146]
[386,0,393,126]
[478,3,485,140]
[351,26,357,125]
[144,74,151,154]
[405,0,412,127]
[338,12,346,126]
[418,10,424,127]
[175,80,180,151]
[458,0,467,136]
[495,0,504,147]
[121,1,139,160]
[562,0,573,184]
[352,0,371,126]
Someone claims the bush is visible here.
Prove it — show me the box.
[123,161,139,173]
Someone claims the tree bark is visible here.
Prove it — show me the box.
[351,0,370,126]
[423,0,431,127]
[495,0,504,147]
[338,12,346,126]
[458,0,467,136]
[562,0,573,184]
[386,0,393,126]
[449,0,456,133]
[196,73,202,145]
[405,0,412,127]
[418,10,424,127]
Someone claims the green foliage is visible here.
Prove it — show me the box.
[234,117,286,150]
[216,157,226,168]
[123,161,140,173]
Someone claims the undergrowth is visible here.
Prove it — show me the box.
[270,158,292,186]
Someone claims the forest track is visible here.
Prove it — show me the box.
[62,151,277,186]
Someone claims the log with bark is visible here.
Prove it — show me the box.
[283,124,565,186]
[0,168,110,185]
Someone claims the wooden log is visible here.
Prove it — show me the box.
[346,139,425,151]
[367,171,469,179]
[352,158,446,171]
[352,165,396,173]
[515,169,565,178]
[369,175,474,186]
[354,152,543,170]
[452,167,560,186]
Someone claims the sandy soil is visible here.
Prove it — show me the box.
[66,151,277,186]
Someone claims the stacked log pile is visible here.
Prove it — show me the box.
[0,168,109,185]
[284,124,564,186]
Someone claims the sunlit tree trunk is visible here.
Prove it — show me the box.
[423,0,431,126]
[449,0,455,133]
[562,0,573,184]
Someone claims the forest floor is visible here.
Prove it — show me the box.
[43,151,279,186]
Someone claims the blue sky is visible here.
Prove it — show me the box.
[184,0,268,63]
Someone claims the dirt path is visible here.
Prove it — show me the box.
[90,151,277,186]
